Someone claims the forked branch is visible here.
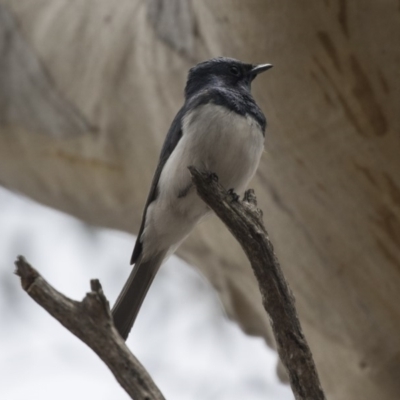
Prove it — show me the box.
[14,256,165,400]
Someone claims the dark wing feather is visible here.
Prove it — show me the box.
[130,106,186,264]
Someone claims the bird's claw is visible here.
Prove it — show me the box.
[227,188,240,202]
[210,172,219,182]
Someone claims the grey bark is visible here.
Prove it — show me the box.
[14,165,327,400]
[14,256,166,400]
[189,167,326,400]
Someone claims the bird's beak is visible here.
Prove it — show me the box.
[250,64,273,77]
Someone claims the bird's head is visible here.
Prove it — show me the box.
[184,57,272,98]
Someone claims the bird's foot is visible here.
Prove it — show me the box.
[227,188,240,202]
[209,172,219,182]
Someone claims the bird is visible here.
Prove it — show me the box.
[112,57,272,340]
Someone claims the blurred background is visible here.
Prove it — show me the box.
[0,1,399,399]
[0,187,292,399]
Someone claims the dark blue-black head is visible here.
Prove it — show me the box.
[185,57,272,99]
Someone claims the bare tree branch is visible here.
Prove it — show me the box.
[189,166,326,400]
[14,256,166,400]
[14,166,325,400]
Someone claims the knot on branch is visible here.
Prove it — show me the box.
[79,280,113,324]
[84,279,112,318]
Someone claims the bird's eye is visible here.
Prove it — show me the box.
[229,66,240,76]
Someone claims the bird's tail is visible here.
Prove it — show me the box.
[112,252,165,340]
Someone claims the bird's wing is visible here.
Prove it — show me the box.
[130,106,185,264]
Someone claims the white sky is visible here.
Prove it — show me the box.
[0,187,293,400]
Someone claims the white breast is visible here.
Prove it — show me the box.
[142,103,264,259]
[181,103,264,193]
